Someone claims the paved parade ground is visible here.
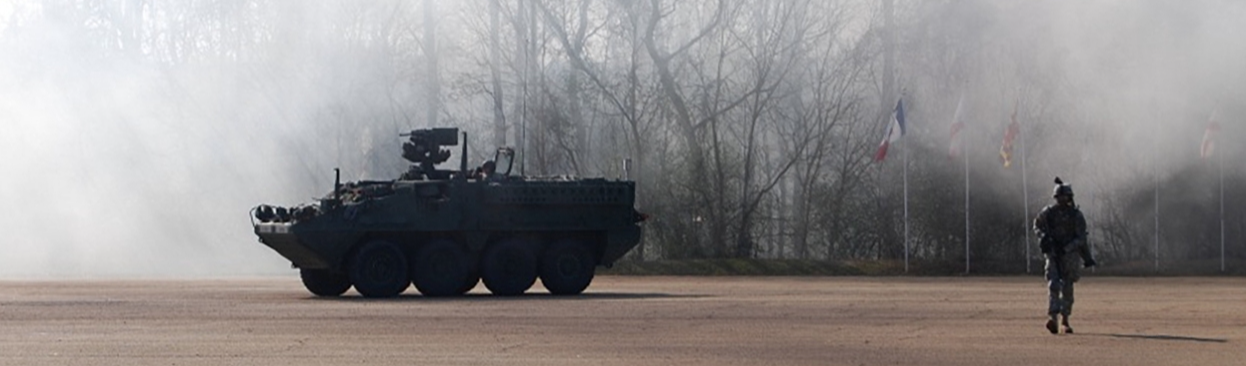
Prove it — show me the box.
[2,276,1244,365]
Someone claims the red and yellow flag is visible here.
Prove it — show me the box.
[948,94,965,159]
[1000,99,1020,167]
[1201,111,1220,159]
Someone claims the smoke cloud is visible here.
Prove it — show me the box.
[2,1,1244,276]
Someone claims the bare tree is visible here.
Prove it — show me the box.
[423,0,440,127]
[488,0,508,148]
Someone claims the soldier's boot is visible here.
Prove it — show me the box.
[1061,314,1073,334]
[1045,314,1059,334]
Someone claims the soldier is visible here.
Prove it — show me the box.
[1033,177,1097,334]
[480,160,497,180]
[472,160,496,180]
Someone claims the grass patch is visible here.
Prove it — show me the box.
[600,259,1246,276]
[600,259,864,276]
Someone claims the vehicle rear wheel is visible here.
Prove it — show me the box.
[539,239,597,295]
[349,240,409,298]
[480,239,537,296]
[300,268,352,297]
[412,239,475,297]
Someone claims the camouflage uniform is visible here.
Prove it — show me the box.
[1033,179,1095,334]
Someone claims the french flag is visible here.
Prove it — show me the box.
[874,98,907,162]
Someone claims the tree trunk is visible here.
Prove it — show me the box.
[423,0,440,127]
[489,0,507,149]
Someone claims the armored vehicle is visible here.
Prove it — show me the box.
[252,128,645,297]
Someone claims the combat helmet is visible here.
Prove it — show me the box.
[1052,177,1073,197]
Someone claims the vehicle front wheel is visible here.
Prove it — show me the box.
[349,240,410,298]
[300,268,352,297]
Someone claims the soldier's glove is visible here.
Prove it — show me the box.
[1083,258,1097,268]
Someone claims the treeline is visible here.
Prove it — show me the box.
[5,0,1244,271]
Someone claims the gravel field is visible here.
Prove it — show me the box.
[1,276,1243,365]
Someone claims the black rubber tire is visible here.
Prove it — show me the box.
[300,268,352,297]
[348,240,410,298]
[412,239,475,297]
[538,239,597,295]
[480,239,538,296]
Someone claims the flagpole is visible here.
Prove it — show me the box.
[951,94,969,274]
[1020,101,1030,274]
[904,124,910,274]
[876,98,906,273]
[1220,135,1225,272]
[964,116,970,275]
[1154,145,1160,273]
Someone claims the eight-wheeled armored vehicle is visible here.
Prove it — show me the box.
[252,128,645,297]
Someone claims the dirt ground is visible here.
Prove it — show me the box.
[2,276,1244,366]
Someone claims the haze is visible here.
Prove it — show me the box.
[2,0,1244,278]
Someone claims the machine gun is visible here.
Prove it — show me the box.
[400,128,461,180]
[1040,234,1096,269]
